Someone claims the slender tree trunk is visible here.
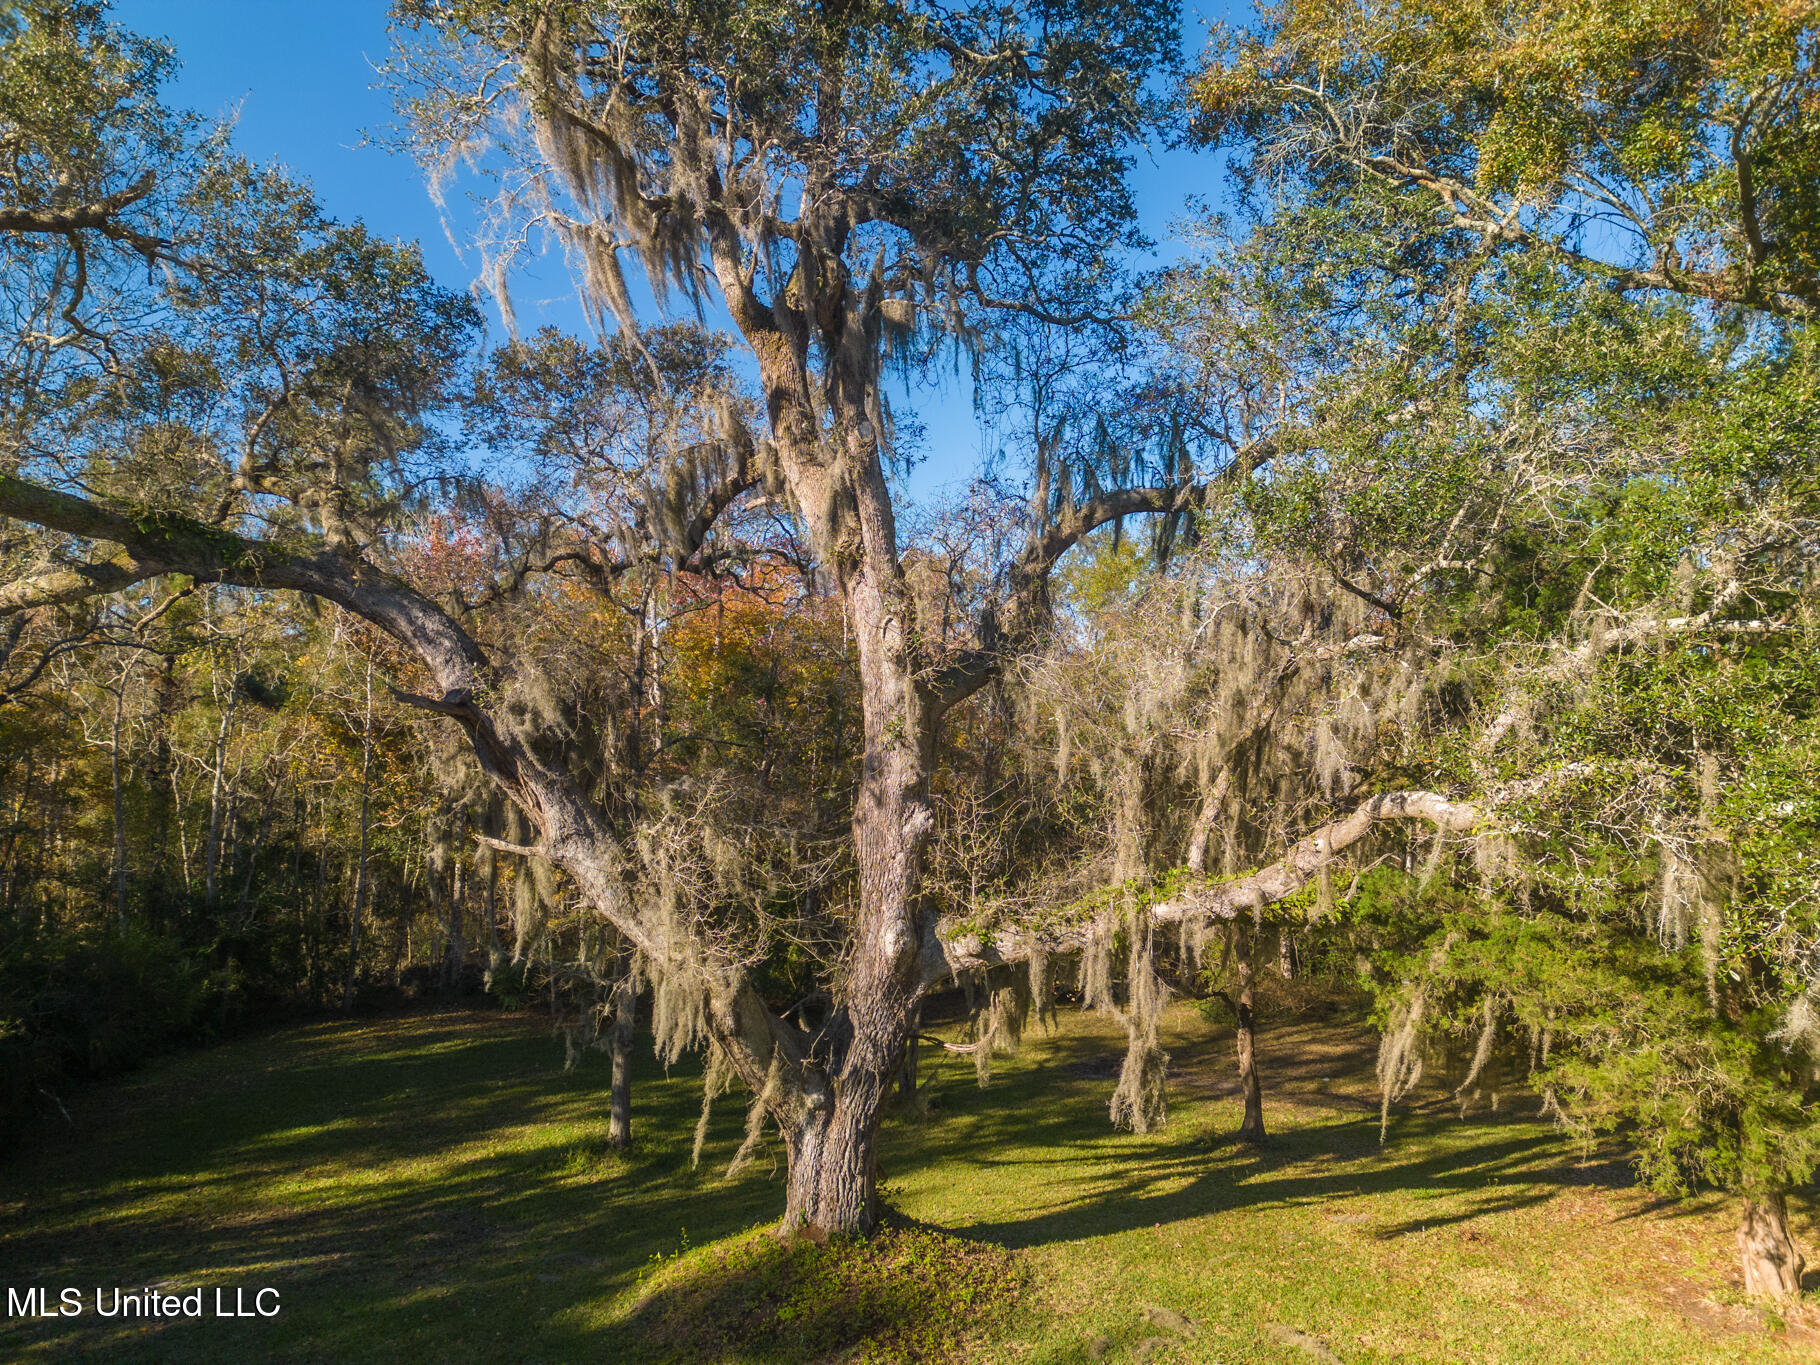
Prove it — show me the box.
[342,652,374,1013]
[109,673,129,931]
[897,1002,921,1101]
[148,655,177,884]
[483,843,501,982]
[290,792,306,957]
[218,802,237,899]
[386,877,410,989]
[1739,1192,1805,1299]
[42,754,59,932]
[309,823,328,1009]
[233,797,273,923]
[1234,919,1266,1143]
[607,957,636,1151]
[203,702,233,907]
[171,766,192,896]
[443,817,465,990]
[0,756,26,921]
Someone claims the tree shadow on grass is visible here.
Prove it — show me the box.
[946,1125,1578,1249]
[0,1004,1692,1363]
[886,1012,1633,1253]
[0,1011,787,1364]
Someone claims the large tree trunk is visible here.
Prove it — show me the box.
[778,1072,884,1238]
[771,899,922,1234]
[779,550,936,1235]
[690,402,936,1236]
[1739,1192,1805,1299]
[1234,919,1266,1143]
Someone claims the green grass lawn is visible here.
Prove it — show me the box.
[1,1000,1813,1363]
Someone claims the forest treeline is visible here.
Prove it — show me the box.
[2,0,1818,1301]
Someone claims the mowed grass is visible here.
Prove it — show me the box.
[1,998,1814,1363]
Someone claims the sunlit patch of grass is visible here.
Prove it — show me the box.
[0,1002,1812,1363]
[626,1223,1023,1364]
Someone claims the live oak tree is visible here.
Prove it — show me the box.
[0,0,1198,1236]
[11,1,1814,1313]
[1169,0,1820,1298]
[379,0,1204,1234]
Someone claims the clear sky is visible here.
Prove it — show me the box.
[112,0,1235,499]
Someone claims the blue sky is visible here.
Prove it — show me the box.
[114,0,1236,499]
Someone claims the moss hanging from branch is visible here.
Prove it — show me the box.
[726,1046,783,1178]
[1454,994,1501,1116]
[1081,912,1116,1014]
[691,1042,735,1169]
[1027,945,1054,1031]
[971,968,1034,1087]
[1377,933,1459,1141]
[1109,905,1170,1134]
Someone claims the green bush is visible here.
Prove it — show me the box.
[0,924,244,1142]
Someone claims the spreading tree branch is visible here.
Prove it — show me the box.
[927,789,1479,984]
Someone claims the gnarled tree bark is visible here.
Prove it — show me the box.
[1739,1192,1806,1299]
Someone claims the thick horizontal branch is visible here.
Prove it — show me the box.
[678,467,757,568]
[1019,484,1207,589]
[0,170,167,259]
[0,170,154,233]
[1149,791,1480,920]
[0,474,489,688]
[0,553,159,613]
[925,789,1479,984]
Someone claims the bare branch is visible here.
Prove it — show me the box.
[473,832,546,858]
